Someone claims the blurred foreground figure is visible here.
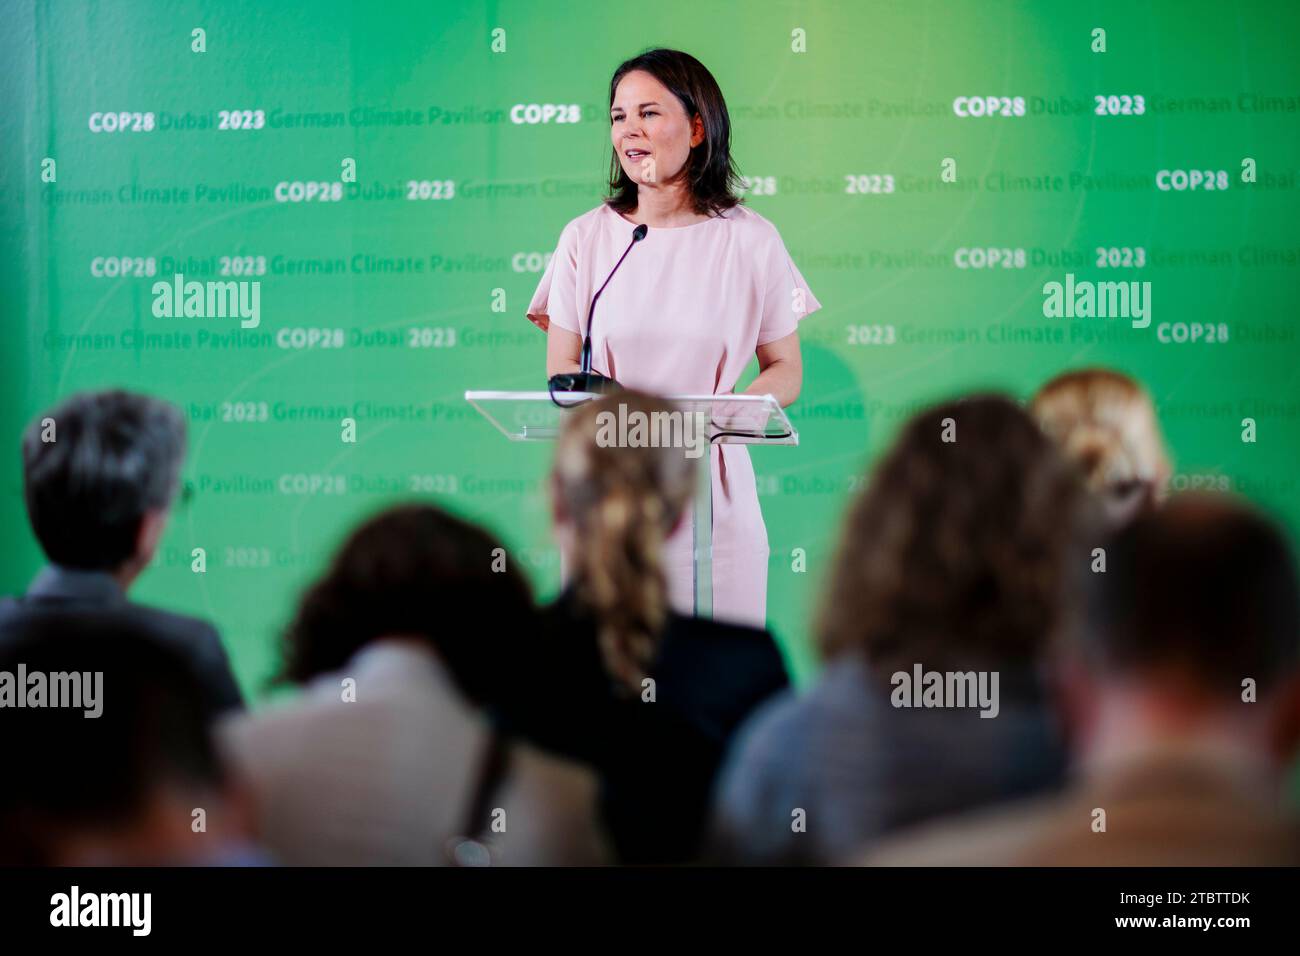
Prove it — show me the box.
[495,390,789,864]
[1,389,243,715]
[712,396,1084,864]
[1031,368,1171,529]
[868,494,1300,865]
[220,505,607,866]
[0,619,262,865]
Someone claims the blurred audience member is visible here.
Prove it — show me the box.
[219,504,606,866]
[493,390,789,864]
[1,389,243,714]
[868,494,1300,865]
[1031,368,1171,528]
[711,396,1084,864]
[0,619,262,865]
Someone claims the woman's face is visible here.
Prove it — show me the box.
[610,69,704,190]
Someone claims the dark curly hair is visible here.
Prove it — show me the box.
[279,504,535,706]
[817,395,1086,679]
[605,48,745,217]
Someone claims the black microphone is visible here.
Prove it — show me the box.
[548,222,648,397]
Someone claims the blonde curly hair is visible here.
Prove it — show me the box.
[1031,369,1172,526]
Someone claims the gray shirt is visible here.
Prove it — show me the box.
[710,654,1066,865]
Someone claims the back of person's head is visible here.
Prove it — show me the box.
[22,389,186,571]
[818,394,1084,678]
[280,503,535,706]
[1031,368,1171,527]
[551,390,697,692]
[0,617,237,865]
[1077,493,1300,706]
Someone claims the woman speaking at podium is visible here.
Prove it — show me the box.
[525,48,821,627]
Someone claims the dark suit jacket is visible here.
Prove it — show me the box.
[0,565,244,717]
[492,585,790,864]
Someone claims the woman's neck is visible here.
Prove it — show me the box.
[627,184,709,228]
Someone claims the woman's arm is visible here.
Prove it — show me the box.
[742,330,802,407]
[546,324,583,377]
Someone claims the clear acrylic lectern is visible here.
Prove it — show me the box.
[464,390,798,619]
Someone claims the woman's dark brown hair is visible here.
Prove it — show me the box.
[279,504,535,705]
[605,48,745,217]
[817,395,1085,678]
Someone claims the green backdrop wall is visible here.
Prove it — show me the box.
[2,0,1298,697]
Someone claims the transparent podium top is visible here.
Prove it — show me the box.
[464,391,798,445]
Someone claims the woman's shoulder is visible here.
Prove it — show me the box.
[720,200,779,233]
[716,202,788,256]
[555,201,777,245]
[659,613,790,692]
[525,591,610,676]
[554,202,616,244]
[572,202,613,227]
[666,609,775,646]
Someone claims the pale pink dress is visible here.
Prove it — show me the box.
[526,201,822,627]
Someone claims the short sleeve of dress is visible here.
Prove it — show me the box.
[526,219,580,334]
[756,226,822,347]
